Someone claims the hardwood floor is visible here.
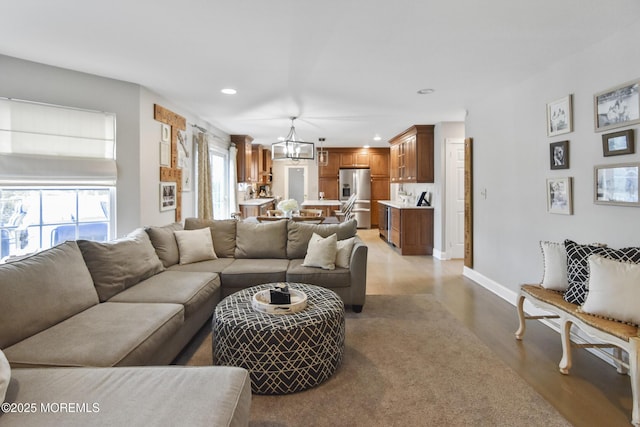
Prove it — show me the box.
[360,228,632,427]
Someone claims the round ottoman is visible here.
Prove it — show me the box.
[212,283,345,395]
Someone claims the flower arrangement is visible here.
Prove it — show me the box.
[277,199,298,212]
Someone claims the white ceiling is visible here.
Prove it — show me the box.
[2,0,640,147]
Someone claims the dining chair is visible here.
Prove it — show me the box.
[298,209,323,217]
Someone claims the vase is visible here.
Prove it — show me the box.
[284,210,293,218]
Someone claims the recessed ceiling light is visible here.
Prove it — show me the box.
[221,88,237,95]
[373,135,381,141]
[417,88,435,95]
[363,145,370,149]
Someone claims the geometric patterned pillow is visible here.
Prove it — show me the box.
[563,239,640,305]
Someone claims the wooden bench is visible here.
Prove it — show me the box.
[516,284,640,426]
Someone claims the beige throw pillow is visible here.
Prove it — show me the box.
[302,233,337,270]
[0,348,10,403]
[174,228,218,265]
[540,240,568,291]
[581,255,640,325]
[336,236,356,268]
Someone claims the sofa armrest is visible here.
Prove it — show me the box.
[349,236,368,308]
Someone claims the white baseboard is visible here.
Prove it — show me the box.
[432,248,446,260]
[462,267,620,368]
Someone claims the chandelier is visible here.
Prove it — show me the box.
[271,117,315,161]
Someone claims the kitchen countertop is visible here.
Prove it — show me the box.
[238,198,275,206]
[378,200,434,209]
[301,200,342,206]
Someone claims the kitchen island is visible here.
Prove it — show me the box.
[238,198,276,218]
[300,200,342,217]
[378,200,434,255]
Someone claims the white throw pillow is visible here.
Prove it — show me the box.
[540,241,568,291]
[335,237,356,268]
[302,233,337,270]
[0,348,10,403]
[581,255,640,325]
[174,228,217,265]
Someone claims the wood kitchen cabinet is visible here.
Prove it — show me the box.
[251,145,263,184]
[340,150,369,167]
[319,151,341,178]
[388,125,434,183]
[387,205,433,255]
[231,134,254,183]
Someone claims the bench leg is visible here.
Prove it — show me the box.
[515,293,527,340]
[613,347,628,375]
[630,345,640,427]
[559,319,572,375]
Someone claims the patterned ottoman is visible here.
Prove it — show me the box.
[212,283,345,395]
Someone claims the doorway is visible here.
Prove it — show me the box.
[284,165,308,207]
[445,138,465,259]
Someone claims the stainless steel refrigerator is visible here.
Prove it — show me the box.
[339,168,371,228]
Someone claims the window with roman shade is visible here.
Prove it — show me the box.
[0,98,116,260]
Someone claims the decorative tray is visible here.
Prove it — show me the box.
[252,288,308,315]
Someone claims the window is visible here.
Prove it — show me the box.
[0,98,116,260]
[1,188,113,258]
[209,148,229,219]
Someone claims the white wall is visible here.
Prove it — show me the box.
[465,21,640,293]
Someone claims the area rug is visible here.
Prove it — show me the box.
[185,295,570,426]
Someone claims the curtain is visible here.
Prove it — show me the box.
[196,132,213,219]
[229,144,238,215]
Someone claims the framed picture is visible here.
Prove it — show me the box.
[546,95,573,136]
[546,177,573,215]
[549,140,569,170]
[161,123,170,142]
[160,141,170,167]
[594,163,640,206]
[602,129,635,157]
[160,181,177,211]
[594,80,640,132]
[177,129,192,192]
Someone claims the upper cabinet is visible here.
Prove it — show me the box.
[388,125,434,183]
[232,135,271,184]
[231,134,254,183]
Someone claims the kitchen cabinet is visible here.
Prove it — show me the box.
[231,134,254,183]
[251,145,263,184]
[318,177,339,200]
[380,201,433,255]
[239,199,275,218]
[370,177,390,227]
[340,151,369,167]
[319,151,341,178]
[388,125,434,183]
[370,151,389,176]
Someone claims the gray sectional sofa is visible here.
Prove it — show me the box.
[0,217,367,426]
[149,217,367,311]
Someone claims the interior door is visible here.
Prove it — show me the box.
[446,139,465,259]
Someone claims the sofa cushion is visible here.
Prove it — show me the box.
[287,219,357,259]
[168,258,236,274]
[0,241,99,349]
[145,222,183,267]
[3,302,184,368]
[78,228,165,302]
[108,271,220,317]
[221,259,289,288]
[564,239,640,305]
[581,255,640,325]
[286,259,351,288]
[174,228,218,264]
[3,366,251,427]
[302,232,337,270]
[235,220,287,259]
[0,349,9,404]
[184,218,237,258]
